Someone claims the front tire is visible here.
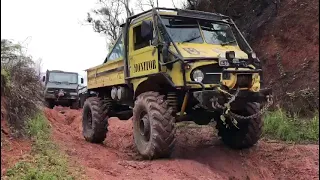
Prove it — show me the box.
[216,102,263,149]
[133,92,176,159]
[82,97,109,143]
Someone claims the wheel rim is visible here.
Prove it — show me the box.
[138,112,150,142]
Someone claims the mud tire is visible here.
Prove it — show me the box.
[82,97,109,143]
[133,91,176,159]
[216,102,263,149]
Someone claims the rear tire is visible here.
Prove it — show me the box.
[82,97,109,143]
[133,91,176,159]
[216,102,263,149]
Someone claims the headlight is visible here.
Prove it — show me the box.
[192,70,204,82]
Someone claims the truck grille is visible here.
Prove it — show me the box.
[203,73,221,84]
[47,88,77,94]
[236,74,252,88]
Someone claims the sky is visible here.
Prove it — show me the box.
[1,0,179,84]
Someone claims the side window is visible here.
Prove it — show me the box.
[108,35,124,61]
[133,25,151,50]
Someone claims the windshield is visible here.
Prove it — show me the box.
[48,72,78,84]
[161,16,237,46]
[161,16,203,43]
[199,21,237,45]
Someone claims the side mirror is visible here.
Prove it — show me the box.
[80,78,84,84]
[141,20,153,41]
[42,76,45,82]
[248,52,257,59]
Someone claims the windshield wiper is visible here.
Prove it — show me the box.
[221,40,236,46]
[49,81,61,84]
[181,35,201,43]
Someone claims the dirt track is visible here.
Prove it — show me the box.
[44,107,319,180]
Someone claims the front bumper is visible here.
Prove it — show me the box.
[44,93,78,100]
[193,88,272,111]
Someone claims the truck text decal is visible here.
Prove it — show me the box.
[183,48,200,55]
[133,60,156,72]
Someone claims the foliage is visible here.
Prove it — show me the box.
[86,0,134,46]
[1,39,44,136]
[86,0,158,49]
[183,0,278,42]
[282,88,319,117]
[135,0,157,11]
[5,113,82,180]
[263,109,319,143]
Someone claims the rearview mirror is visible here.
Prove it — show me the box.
[80,78,84,84]
[42,76,45,82]
[141,20,153,41]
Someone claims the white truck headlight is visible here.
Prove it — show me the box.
[192,70,204,83]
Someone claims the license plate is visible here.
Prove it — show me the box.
[219,59,230,67]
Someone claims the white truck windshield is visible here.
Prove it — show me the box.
[48,72,78,84]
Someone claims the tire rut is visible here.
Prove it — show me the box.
[43,107,319,180]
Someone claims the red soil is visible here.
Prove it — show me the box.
[254,0,319,94]
[43,107,319,180]
[1,120,31,176]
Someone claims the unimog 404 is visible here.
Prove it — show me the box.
[43,70,84,109]
[82,8,273,159]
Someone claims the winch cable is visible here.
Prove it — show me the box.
[212,87,273,128]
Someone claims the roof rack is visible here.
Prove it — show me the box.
[47,70,79,74]
[120,7,231,27]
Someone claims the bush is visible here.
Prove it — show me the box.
[263,109,319,143]
[281,88,319,117]
[1,39,43,136]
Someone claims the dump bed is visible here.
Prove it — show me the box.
[86,59,125,90]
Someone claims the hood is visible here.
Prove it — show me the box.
[45,82,78,90]
[171,43,248,59]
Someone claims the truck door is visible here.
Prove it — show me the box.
[128,19,159,79]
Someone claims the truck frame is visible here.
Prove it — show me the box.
[81,8,272,159]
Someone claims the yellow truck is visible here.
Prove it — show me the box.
[82,8,272,159]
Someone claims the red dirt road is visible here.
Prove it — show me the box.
[1,120,31,177]
[44,107,319,180]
